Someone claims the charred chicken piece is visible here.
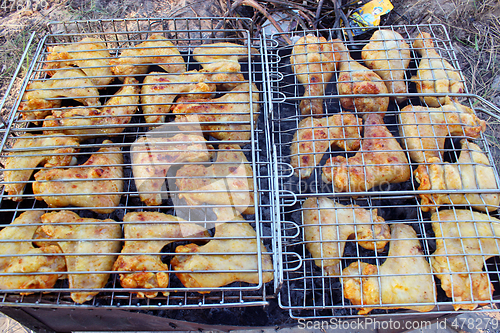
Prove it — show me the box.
[110,34,186,78]
[399,97,485,164]
[131,134,214,206]
[0,211,66,293]
[4,134,80,201]
[411,32,464,107]
[43,77,140,137]
[331,39,389,118]
[431,209,500,310]
[322,114,411,193]
[172,82,260,141]
[113,212,210,298]
[303,197,390,276]
[33,140,123,214]
[44,37,114,87]
[290,113,362,179]
[290,35,337,115]
[342,223,436,315]
[414,140,499,212]
[41,211,122,304]
[361,30,411,104]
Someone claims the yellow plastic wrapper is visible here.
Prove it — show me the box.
[348,0,393,36]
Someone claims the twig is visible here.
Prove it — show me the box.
[314,0,326,29]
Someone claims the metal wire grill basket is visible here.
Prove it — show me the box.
[0,17,279,310]
[268,23,500,319]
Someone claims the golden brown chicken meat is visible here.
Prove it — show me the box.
[322,114,411,193]
[43,77,140,137]
[4,134,80,201]
[33,140,123,214]
[172,82,260,141]
[18,68,101,121]
[342,223,436,314]
[361,30,411,104]
[176,144,256,215]
[414,140,499,212]
[44,37,114,87]
[290,113,362,179]
[431,209,500,310]
[131,134,214,206]
[171,210,273,292]
[41,211,122,304]
[0,211,66,293]
[113,212,210,298]
[331,39,389,118]
[110,34,186,78]
[398,97,485,164]
[302,197,390,275]
[411,32,465,107]
[290,35,337,115]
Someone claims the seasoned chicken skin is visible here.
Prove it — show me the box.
[322,114,411,193]
[399,97,485,164]
[361,30,411,103]
[176,144,256,215]
[43,77,140,137]
[414,140,499,212]
[44,37,114,87]
[342,223,436,314]
[332,39,389,118]
[171,210,273,292]
[33,140,124,214]
[290,35,337,115]
[0,211,66,293]
[131,134,214,206]
[19,68,100,121]
[110,34,186,78]
[4,134,80,201]
[411,32,464,107]
[431,210,500,310]
[303,197,390,275]
[290,113,362,179]
[113,212,210,298]
[41,211,121,304]
[172,82,260,141]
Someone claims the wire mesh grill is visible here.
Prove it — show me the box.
[0,17,278,309]
[268,24,500,319]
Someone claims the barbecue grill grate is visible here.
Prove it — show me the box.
[268,24,500,319]
[0,17,280,309]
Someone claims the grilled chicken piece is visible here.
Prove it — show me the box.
[361,30,411,104]
[411,32,464,107]
[131,134,214,206]
[171,209,273,292]
[414,140,499,212]
[41,211,121,304]
[43,77,140,137]
[176,144,256,215]
[141,71,216,124]
[19,68,101,121]
[4,134,80,201]
[33,140,123,214]
[113,212,210,298]
[342,223,436,315]
[290,35,337,115]
[110,34,186,78]
[331,39,389,118]
[172,82,260,141]
[303,197,390,276]
[290,113,362,179]
[322,114,411,193]
[0,211,66,293]
[431,209,500,310]
[44,37,114,87]
[399,97,485,164]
